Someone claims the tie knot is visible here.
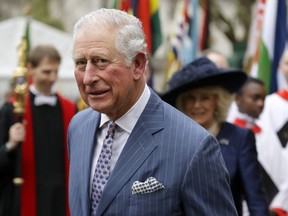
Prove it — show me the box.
[107,121,117,137]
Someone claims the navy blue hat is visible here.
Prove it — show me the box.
[162,57,247,106]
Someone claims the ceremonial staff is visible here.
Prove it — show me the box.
[12,36,29,186]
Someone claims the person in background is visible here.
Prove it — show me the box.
[0,44,76,216]
[256,49,288,216]
[2,81,15,104]
[204,49,273,215]
[228,77,266,132]
[162,57,269,216]
[203,49,230,69]
[227,76,288,216]
[68,8,237,216]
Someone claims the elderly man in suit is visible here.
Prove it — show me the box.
[68,8,237,216]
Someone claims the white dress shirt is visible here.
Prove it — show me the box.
[90,85,151,190]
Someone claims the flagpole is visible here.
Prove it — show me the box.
[12,37,29,186]
[12,3,31,187]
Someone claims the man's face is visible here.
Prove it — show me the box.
[236,82,266,119]
[29,57,59,95]
[73,26,145,120]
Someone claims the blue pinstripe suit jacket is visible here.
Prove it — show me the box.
[68,91,237,216]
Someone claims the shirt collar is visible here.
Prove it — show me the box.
[277,89,288,101]
[100,84,151,133]
[29,84,56,96]
[30,85,57,106]
[236,112,255,126]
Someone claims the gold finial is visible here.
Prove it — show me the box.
[12,37,29,115]
[17,37,28,67]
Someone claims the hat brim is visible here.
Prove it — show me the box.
[161,70,247,106]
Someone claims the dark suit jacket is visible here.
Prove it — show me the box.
[0,92,75,216]
[0,102,18,216]
[68,90,237,216]
[0,102,14,173]
[217,122,269,216]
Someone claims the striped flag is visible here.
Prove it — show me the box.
[149,0,162,54]
[165,0,199,85]
[243,0,265,74]
[119,0,162,55]
[108,0,119,9]
[116,0,162,89]
[253,0,287,94]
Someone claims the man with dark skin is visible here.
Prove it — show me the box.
[235,77,266,120]
[230,77,288,215]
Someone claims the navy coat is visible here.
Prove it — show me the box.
[217,122,269,216]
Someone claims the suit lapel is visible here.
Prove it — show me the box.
[80,110,100,215]
[96,91,164,216]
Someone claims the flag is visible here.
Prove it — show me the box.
[117,0,162,89]
[243,1,265,74]
[254,0,287,93]
[149,0,162,54]
[108,0,119,9]
[24,17,32,84]
[164,1,187,85]
[136,0,152,53]
[165,0,199,86]
[24,17,31,64]
[200,0,210,51]
[119,0,132,13]
[118,0,162,55]
[190,0,199,61]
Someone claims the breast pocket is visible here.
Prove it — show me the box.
[129,188,183,216]
[130,188,169,206]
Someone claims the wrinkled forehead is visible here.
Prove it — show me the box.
[72,24,117,54]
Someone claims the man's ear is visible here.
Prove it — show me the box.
[133,52,147,80]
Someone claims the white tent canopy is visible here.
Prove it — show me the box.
[0,16,74,78]
[0,17,79,103]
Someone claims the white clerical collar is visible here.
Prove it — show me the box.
[100,84,151,133]
[237,112,256,127]
[30,85,57,106]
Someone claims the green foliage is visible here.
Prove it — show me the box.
[27,0,64,30]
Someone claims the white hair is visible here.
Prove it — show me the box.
[73,8,147,66]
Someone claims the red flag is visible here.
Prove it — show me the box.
[137,0,152,53]
[119,0,131,12]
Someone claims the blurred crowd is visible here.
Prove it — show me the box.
[0,24,288,216]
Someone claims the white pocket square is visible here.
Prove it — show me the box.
[131,177,165,195]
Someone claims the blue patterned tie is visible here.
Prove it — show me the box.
[91,121,116,215]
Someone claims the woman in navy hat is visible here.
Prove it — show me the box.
[162,57,269,216]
